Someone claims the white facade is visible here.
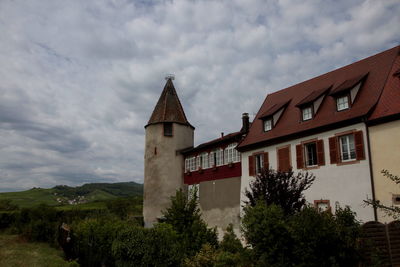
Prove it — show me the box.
[240,123,375,222]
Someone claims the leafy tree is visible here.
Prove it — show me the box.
[0,199,19,211]
[242,203,293,266]
[243,168,315,215]
[158,188,218,258]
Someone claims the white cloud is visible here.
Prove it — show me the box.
[0,0,399,191]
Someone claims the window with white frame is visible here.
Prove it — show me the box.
[209,151,215,167]
[336,95,349,111]
[255,154,264,174]
[263,119,272,132]
[339,134,356,161]
[201,152,209,169]
[196,155,202,169]
[302,106,313,121]
[304,142,317,167]
[215,148,223,166]
[224,143,240,164]
[186,157,196,171]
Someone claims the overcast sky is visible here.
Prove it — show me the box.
[0,0,399,191]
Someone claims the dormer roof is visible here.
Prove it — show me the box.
[146,78,194,129]
[238,45,400,151]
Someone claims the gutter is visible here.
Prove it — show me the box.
[365,120,378,221]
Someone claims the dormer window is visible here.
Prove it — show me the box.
[336,95,350,111]
[302,106,313,121]
[263,118,272,132]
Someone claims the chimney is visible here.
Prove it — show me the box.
[221,132,224,138]
[241,113,249,133]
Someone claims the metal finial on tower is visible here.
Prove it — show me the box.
[165,74,175,80]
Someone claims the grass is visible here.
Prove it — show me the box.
[0,234,76,267]
[0,188,59,208]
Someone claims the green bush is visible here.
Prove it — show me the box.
[158,189,218,258]
[112,223,182,267]
[72,218,128,267]
[242,203,293,266]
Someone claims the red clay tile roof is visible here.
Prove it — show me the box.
[238,45,400,151]
[146,78,194,128]
[369,50,400,122]
[296,86,331,107]
[182,131,244,155]
[329,73,368,96]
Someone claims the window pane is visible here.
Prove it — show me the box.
[302,107,312,121]
[337,96,349,111]
[264,119,272,131]
[305,142,317,166]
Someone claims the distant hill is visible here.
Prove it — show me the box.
[0,182,143,208]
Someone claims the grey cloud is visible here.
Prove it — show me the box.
[0,0,399,191]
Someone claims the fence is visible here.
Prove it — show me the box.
[360,221,400,266]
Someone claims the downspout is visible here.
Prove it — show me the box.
[365,120,378,221]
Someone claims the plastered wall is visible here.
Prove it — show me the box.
[369,120,400,222]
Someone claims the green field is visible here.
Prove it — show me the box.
[0,234,76,267]
[0,182,143,209]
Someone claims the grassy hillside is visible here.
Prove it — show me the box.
[0,182,143,208]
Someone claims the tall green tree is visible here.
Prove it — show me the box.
[158,188,218,258]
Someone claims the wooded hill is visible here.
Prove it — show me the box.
[0,182,143,208]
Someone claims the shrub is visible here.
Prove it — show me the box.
[242,203,293,266]
[158,189,218,258]
[72,218,127,267]
[112,223,183,267]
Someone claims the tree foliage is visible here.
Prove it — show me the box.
[243,168,315,215]
[158,188,218,258]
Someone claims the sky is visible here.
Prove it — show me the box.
[0,0,399,192]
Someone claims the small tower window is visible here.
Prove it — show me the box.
[164,122,173,136]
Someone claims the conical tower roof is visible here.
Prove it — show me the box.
[145,78,194,128]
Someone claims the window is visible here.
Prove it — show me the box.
[263,118,272,132]
[339,134,356,161]
[304,142,317,167]
[336,95,349,111]
[277,146,291,172]
[314,200,331,212]
[224,143,241,164]
[164,122,173,136]
[393,194,400,205]
[296,140,325,169]
[201,152,209,169]
[215,148,224,166]
[196,155,202,170]
[329,131,365,164]
[209,151,215,167]
[248,152,269,176]
[186,157,196,171]
[302,106,313,121]
[255,154,264,174]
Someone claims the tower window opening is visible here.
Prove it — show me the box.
[164,122,173,136]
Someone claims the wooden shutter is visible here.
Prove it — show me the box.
[263,152,269,170]
[354,131,365,160]
[296,144,304,169]
[329,137,338,164]
[278,147,290,172]
[317,140,325,166]
[248,155,255,176]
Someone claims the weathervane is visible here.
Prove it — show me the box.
[165,74,175,80]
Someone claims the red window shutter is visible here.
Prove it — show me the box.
[317,140,325,166]
[296,144,304,169]
[329,137,338,164]
[354,131,365,160]
[278,147,290,172]
[263,152,269,170]
[248,156,255,176]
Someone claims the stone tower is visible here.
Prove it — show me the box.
[143,77,194,227]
